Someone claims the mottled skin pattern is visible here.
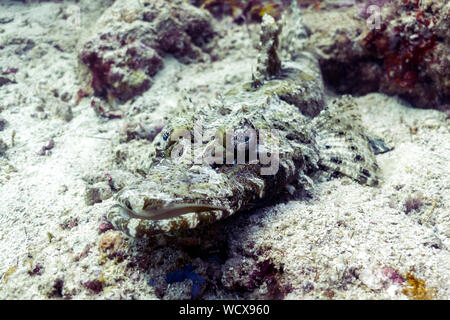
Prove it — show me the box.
[108,14,382,238]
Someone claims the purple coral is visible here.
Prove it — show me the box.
[381,267,404,285]
[83,280,104,294]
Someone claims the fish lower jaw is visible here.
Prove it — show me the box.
[119,205,143,220]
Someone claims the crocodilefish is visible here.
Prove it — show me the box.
[107,13,388,238]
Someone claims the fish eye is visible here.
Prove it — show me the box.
[124,199,132,210]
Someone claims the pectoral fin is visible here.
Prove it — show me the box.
[313,96,386,186]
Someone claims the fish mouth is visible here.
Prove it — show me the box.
[119,202,227,221]
[115,161,231,221]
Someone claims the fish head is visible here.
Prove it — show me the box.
[115,162,231,221]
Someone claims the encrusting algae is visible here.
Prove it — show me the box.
[401,273,436,300]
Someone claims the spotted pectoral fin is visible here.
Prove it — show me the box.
[313,95,382,186]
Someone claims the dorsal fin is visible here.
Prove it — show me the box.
[252,14,282,88]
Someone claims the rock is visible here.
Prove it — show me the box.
[98,221,114,234]
[302,0,449,109]
[37,139,55,156]
[83,279,104,294]
[359,267,383,290]
[0,138,8,157]
[221,257,256,290]
[0,17,14,24]
[0,76,14,87]
[52,103,73,122]
[84,181,112,205]
[79,0,215,102]
[0,118,7,131]
[359,265,405,291]
[11,38,35,55]
[98,230,123,255]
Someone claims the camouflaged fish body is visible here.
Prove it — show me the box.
[108,14,382,238]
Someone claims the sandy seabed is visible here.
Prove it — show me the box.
[0,1,448,299]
